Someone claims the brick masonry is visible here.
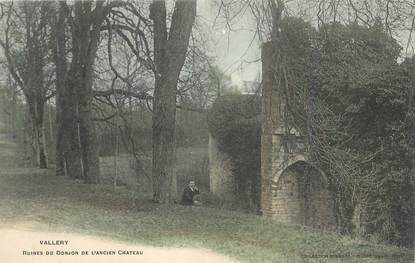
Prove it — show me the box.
[261,41,335,229]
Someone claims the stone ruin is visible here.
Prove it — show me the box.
[209,41,335,230]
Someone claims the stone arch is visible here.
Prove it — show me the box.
[270,160,334,229]
[271,154,307,185]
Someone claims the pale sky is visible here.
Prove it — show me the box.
[197,0,262,87]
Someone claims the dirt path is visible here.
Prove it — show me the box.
[0,124,240,263]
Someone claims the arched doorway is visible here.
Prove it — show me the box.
[271,161,334,229]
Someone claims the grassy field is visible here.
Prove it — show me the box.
[0,133,413,263]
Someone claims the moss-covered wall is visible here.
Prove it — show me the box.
[208,95,262,211]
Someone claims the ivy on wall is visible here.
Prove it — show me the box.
[208,95,262,211]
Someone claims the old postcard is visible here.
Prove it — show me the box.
[0,0,413,262]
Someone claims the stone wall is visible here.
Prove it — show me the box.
[260,41,335,230]
[270,162,335,229]
[208,134,235,201]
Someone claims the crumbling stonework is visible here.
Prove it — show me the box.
[261,41,335,229]
[270,161,335,229]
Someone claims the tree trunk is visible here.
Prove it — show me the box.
[152,79,178,202]
[78,95,100,183]
[27,99,48,168]
[24,1,48,169]
[69,1,103,184]
[150,0,196,203]
[36,120,48,169]
[54,3,68,176]
[55,84,67,176]
[54,3,84,179]
[0,2,50,169]
[7,76,17,138]
[57,70,84,179]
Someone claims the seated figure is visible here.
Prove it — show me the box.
[180,180,200,206]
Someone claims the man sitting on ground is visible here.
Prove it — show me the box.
[180,180,200,206]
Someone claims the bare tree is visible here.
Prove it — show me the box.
[52,2,83,178]
[53,0,125,183]
[150,0,197,203]
[0,1,54,168]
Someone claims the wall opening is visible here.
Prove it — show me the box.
[272,161,334,229]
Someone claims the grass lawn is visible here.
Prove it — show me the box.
[0,134,413,263]
[0,168,413,263]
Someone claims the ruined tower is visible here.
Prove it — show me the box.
[260,41,335,229]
